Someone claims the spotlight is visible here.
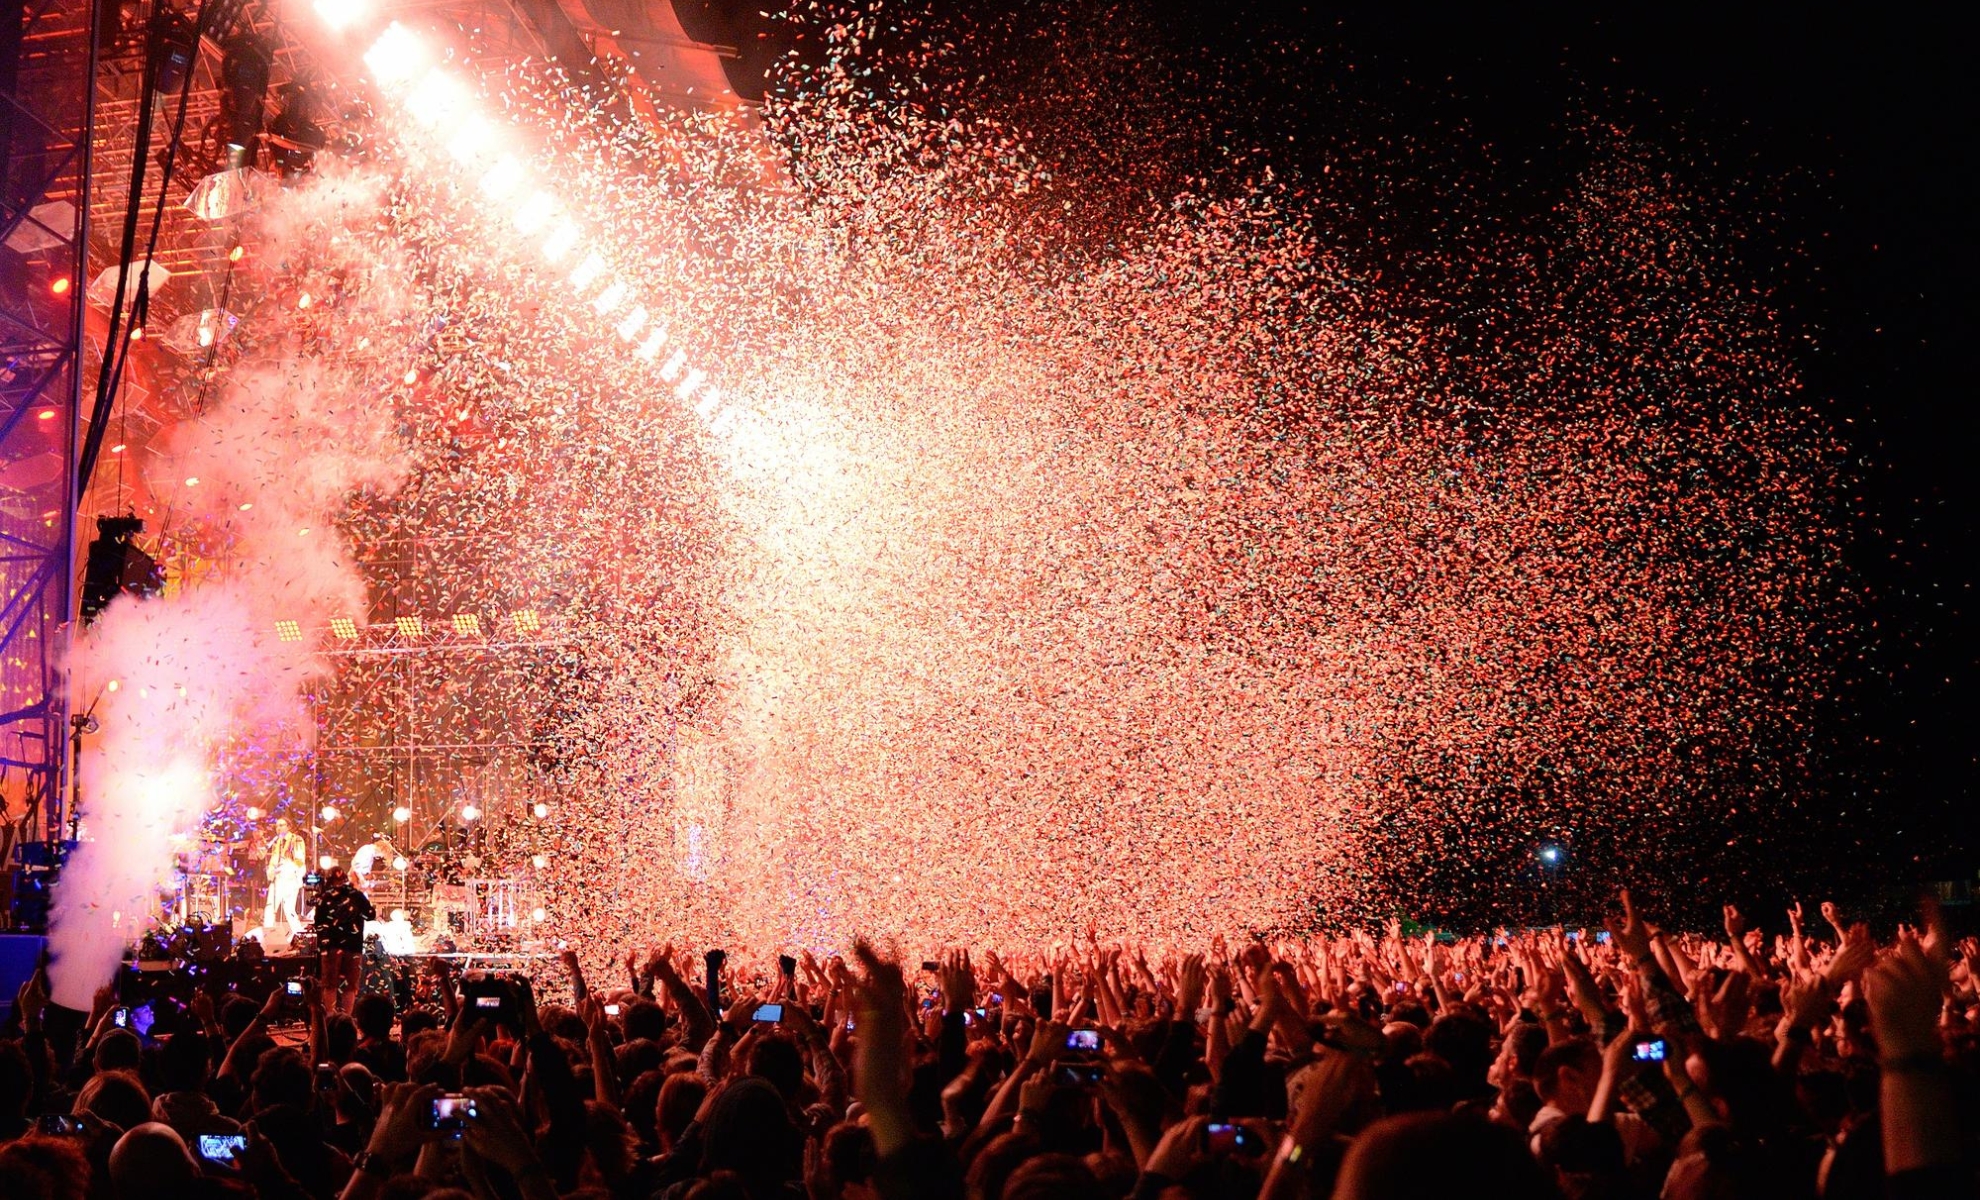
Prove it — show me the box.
[479,157,524,198]
[275,620,303,642]
[407,69,470,129]
[529,907,546,923]
[365,24,428,88]
[615,306,649,342]
[635,327,668,361]
[532,802,549,819]
[1538,844,1564,866]
[395,616,423,637]
[318,855,336,869]
[461,804,480,822]
[312,0,373,34]
[512,192,556,233]
[590,280,627,315]
[451,614,480,635]
[512,609,541,633]
[320,805,340,821]
[541,222,580,261]
[331,617,359,639]
[531,854,547,869]
[391,856,408,871]
[445,116,495,164]
[245,806,263,820]
[218,32,273,161]
[568,252,605,290]
[392,805,412,822]
[49,277,69,295]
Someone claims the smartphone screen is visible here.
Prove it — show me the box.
[1064,1028,1102,1054]
[198,1133,248,1162]
[284,979,305,997]
[604,1003,622,1016]
[429,1095,477,1138]
[111,1007,129,1027]
[37,1114,88,1136]
[1632,1037,1668,1063]
[752,1003,783,1024]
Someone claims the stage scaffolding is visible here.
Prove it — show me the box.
[1,0,92,844]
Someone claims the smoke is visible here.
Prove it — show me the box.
[47,164,416,1008]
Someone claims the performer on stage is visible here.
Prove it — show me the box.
[350,832,394,889]
[262,816,307,936]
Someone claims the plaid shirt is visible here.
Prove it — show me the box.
[1609,960,1700,1144]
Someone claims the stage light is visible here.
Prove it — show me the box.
[675,368,707,401]
[330,617,358,639]
[532,802,550,819]
[531,854,547,869]
[392,805,412,822]
[321,805,340,821]
[530,907,546,923]
[389,908,407,922]
[1538,844,1564,866]
[37,410,54,421]
[568,252,605,290]
[635,328,667,361]
[110,443,125,454]
[541,221,580,262]
[275,620,303,643]
[694,386,723,421]
[50,277,70,295]
[512,192,556,234]
[312,0,372,34]
[590,280,627,315]
[479,156,523,198]
[446,116,495,164]
[184,477,199,487]
[319,855,336,869]
[615,306,648,341]
[512,609,540,633]
[395,616,422,637]
[452,613,480,635]
[658,349,686,382]
[364,24,427,88]
[229,245,244,262]
[297,293,311,309]
[106,679,120,692]
[461,804,481,822]
[267,82,325,175]
[407,69,468,129]
[297,527,311,536]
[238,502,252,511]
[245,805,262,819]
[403,367,419,384]
[391,857,408,871]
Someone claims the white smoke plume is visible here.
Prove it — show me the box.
[47,165,414,1008]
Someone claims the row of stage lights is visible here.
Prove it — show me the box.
[271,608,547,643]
[350,22,747,438]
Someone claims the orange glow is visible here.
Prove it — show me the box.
[50,278,69,295]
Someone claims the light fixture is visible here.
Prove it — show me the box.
[364,24,428,88]
[532,802,549,819]
[461,804,481,822]
[320,804,340,821]
[392,805,412,822]
[318,855,336,869]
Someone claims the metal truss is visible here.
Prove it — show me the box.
[1,0,92,841]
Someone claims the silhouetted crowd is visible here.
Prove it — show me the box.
[2,889,1974,1199]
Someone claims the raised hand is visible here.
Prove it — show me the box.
[365,1081,443,1161]
[938,950,976,1015]
[1820,901,1848,942]
[1722,904,1748,941]
[1176,953,1207,1018]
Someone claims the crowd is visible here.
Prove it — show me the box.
[1,888,1973,1199]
